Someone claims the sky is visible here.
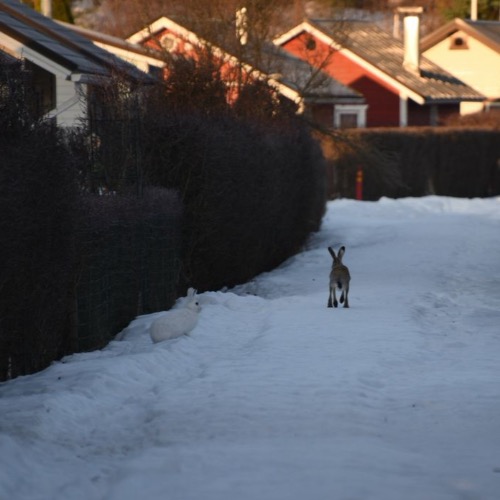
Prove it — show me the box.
[1,195,500,500]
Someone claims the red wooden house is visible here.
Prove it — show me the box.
[127,16,367,129]
[274,12,484,127]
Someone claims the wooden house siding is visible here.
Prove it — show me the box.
[51,78,84,127]
[356,75,399,126]
[421,18,500,113]
[275,20,484,128]
[129,19,366,129]
[406,102,459,127]
[281,33,400,127]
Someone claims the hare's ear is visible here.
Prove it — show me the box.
[338,246,346,259]
[187,287,197,297]
[328,247,336,259]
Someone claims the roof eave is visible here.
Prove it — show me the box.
[421,18,500,54]
[423,96,486,104]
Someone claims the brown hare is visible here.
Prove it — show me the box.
[327,246,351,308]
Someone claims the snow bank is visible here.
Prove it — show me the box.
[1,196,499,500]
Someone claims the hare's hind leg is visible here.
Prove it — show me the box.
[343,285,349,308]
[328,286,338,307]
[332,286,338,308]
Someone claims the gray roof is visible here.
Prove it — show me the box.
[309,19,485,103]
[0,0,150,82]
[471,20,500,47]
[248,42,364,103]
[59,21,162,60]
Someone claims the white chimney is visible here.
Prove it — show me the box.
[236,7,248,45]
[41,0,52,18]
[398,7,423,76]
[471,0,478,21]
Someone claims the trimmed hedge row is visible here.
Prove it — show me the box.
[328,128,500,200]
[89,68,329,292]
[0,170,182,380]
[1,60,327,379]
[75,189,182,352]
[0,123,79,380]
[143,112,327,291]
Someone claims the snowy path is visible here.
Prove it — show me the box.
[1,197,500,500]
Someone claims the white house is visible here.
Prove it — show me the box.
[0,0,152,127]
[421,18,500,114]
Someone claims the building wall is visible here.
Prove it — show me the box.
[51,77,85,127]
[280,33,400,127]
[407,100,431,126]
[423,32,500,99]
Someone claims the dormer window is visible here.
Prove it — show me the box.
[450,35,468,50]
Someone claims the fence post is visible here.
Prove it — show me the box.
[356,167,363,200]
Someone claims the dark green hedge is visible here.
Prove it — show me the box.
[0,61,326,379]
[75,189,182,352]
[144,112,327,291]
[330,128,500,200]
[0,124,79,380]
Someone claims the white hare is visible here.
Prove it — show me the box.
[327,246,351,308]
[150,288,201,343]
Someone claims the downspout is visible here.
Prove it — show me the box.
[399,93,408,127]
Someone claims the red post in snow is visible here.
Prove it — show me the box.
[355,168,363,200]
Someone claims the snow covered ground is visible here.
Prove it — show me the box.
[1,196,500,500]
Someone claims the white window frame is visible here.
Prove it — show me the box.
[334,104,367,129]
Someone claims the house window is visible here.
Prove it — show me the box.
[334,105,367,129]
[450,36,468,50]
[306,37,316,51]
[339,113,358,128]
[160,34,178,51]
